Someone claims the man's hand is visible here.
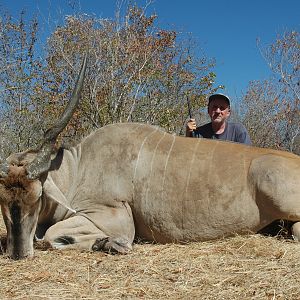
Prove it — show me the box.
[186,118,196,137]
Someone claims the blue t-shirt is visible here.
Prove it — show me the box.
[193,122,251,145]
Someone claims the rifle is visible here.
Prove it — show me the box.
[186,96,195,137]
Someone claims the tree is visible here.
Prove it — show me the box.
[44,4,217,140]
[0,2,219,156]
[240,31,300,153]
[263,31,300,152]
[0,10,47,157]
[240,80,283,149]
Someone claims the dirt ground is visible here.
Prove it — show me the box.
[1,215,300,300]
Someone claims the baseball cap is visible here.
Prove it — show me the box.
[208,93,230,106]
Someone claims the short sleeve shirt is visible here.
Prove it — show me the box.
[193,122,252,145]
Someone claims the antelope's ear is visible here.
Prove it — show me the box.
[0,162,10,204]
[0,161,10,178]
[0,182,12,204]
[20,178,43,205]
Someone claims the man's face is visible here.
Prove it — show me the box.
[208,98,230,124]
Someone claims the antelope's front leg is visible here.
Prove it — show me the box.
[44,203,135,254]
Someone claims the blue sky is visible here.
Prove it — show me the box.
[1,0,299,101]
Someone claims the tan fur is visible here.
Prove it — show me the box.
[0,164,42,206]
[1,122,300,258]
[41,123,300,243]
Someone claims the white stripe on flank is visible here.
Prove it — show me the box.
[184,138,201,198]
[161,134,176,194]
[133,127,159,183]
[181,138,201,233]
[145,131,167,204]
[205,142,218,221]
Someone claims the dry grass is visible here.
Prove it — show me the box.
[1,216,300,300]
